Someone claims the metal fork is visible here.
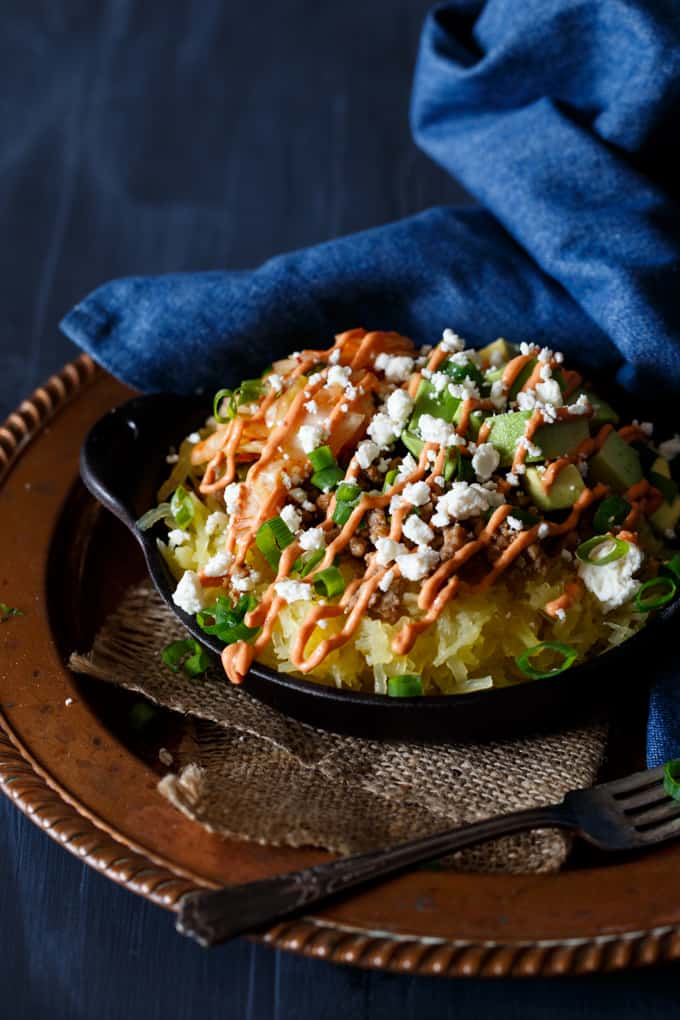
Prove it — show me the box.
[176,764,679,946]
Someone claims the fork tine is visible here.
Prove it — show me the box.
[602,764,666,795]
[630,799,680,826]
[619,782,667,811]
[638,814,680,843]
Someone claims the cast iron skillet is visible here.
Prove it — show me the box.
[80,392,678,741]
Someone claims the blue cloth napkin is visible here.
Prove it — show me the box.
[61,0,680,762]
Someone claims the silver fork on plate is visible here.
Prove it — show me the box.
[176,763,678,946]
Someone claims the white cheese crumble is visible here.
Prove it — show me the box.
[516,436,543,459]
[447,379,480,401]
[352,441,377,471]
[299,423,328,453]
[326,365,352,389]
[506,515,524,531]
[555,608,567,622]
[403,514,434,547]
[506,472,519,487]
[274,580,311,604]
[430,372,449,393]
[374,353,414,382]
[328,349,341,364]
[205,511,228,536]
[299,527,325,551]
[441,329,465,353]
[534,377,563,407]
[577,540,643,611]
[280,505,302,533]
[168,528,190,548]
[537,523,550,539]
[187,432,201,444]
[471,443,500,481]
[232,569,259,592]
[659,434,680,461]
[378,568,395,592]
[395,454,418,483]
[367,412,399,447]
[402,481,431,507]
[395,548,440,581]
[375,537,407,566]
[267,373,284,394]
[386,388,414,426]
[172,571,206,614]
[304,399,318,414]
[566,393,591,416]
[203,550,234,577]
[418,414,457,446]
[166,452,179,464]
[224,482,243,516]
[431,482,504,526]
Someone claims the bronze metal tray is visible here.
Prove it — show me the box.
[2,355,680,978]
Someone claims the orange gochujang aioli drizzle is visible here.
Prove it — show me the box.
[185,333,649,685]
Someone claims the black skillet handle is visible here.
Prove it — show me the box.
[80,393,205,533]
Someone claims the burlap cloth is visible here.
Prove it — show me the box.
[69,582,607,874]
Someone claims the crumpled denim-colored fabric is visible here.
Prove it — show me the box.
[61,0,680,763]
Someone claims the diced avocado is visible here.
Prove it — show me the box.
[577,389,620,429]
[478,338,516,369]
[649,456,679,505]
[589,432,643,491]
[484,367,504,384]
[441,358,485,388]
[485,411,537,467]
[401,429,424,458]
[508,358,536,401]
[409,379,460,430]
[524,464,585,511]
[631,440,658,474]
[533,419,590,460]
[651,494,680,534]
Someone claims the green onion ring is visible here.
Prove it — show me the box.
[170,486,195,529]
[661,555,680,585]
[635,576,678,613]
[292,548,325,578]
[515,642,578,680]
[137,502,172,532]
[313,566,345,598]
[576,534,629,566]
[387,674,423,697]
[213,388,233,424]
[308,445,337,472]
[664,760,680,802]
[311,465,345,491]
[256,517,295,569]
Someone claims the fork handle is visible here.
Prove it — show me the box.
[176,802,574,945]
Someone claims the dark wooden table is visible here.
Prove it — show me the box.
[1,2,679,1015]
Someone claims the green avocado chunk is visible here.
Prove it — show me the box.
[485,411,535,466]
[533,418,590,460]
[401,429,424,458]
[651,494,680,534]
[508,358,537,401]
[589,431,643,491]
[478,338,516,368]
[410,379,460,430]
[578,389,620,429]
[524,463,586,511]
[452,405,487,439]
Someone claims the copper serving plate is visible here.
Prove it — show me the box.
[2,355,680,978]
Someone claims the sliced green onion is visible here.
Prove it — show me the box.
[382,468,398,493]
[292,548,325,578]
[661,555,680,584]
[308,445,336,471]
[576,534,629,566]
[313,566,345,598]
[635,576,677,613]
[387,674,423,697]
[336,482,361,503]
[333,501,357,526]
[137,502,172,532]
[197,594,260,644]
[170,486,195,529]
[649,471,678,505]
[333,483,362,526]
[593,495,631,533]
[515,642,578,680]
[256,517,295,569]
[0,602,24,622]
[663,760,680,801]
[311,465,345,491]
[443,449,458,483]
[161,638,211,678]
[442,359,485,388]
[213,388,233,424]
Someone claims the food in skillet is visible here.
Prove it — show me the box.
[140,329,680,695]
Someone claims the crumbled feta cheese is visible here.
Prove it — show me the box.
[326,365,352,389]
[367,412,399,447]
[172,571,206,614]
[506,515,524,531]
[561,548,573,561]
[418,414,456,448]
[329,348,341,365]
[159,748,174,766]
[566,393,591,416]
[537,347,553,363]
[402,481,431,507]
[304,399,318,414]
[224,482,243,516]
[431,482,504,526]
[632,419,654,437]
[489,380,507,409]
[555,608,567,622]
[395,548,440,581]
[281,471,293,490]
[299,527,325,551]
[535,378,563,407]
[267,373,284,394]
[665,527,676,540]
[516,436,543,458]
[340,403,349,412]
[203,550,234,577]
[506,472,519,487]
[389,493,404,514]
[395,454,418,483]
[308,372,322,386]
[187,432,201,444]
[386,388,414,427]
[430,372,449,393]
[516,390,537,411]
[299,423,328,453]
[168,528,190,548]
[302,500,315,512]
[166,452,179,464]
[578,541,643,611]
[448,379,480,401]
[403,514,434,547]
[374,353,415,382]
[274,580,311,604]
[659,434,680,461]
[471,443,500,481]
[375,537,407,566]
[205,511,228,536]
[280,505,302,533]
[515,462,526,475]
[537,523,550,539]
[441,329,465,353]
[519,342,536,356]
[378,568,395,592]
[355,440,379,470]
[434,475,445,487]
[232,569,259,592]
